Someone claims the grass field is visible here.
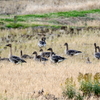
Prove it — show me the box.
[0,1,100,99]
[0,27,100,100]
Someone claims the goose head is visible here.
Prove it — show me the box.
[32,51,37,55]
[39,49,43,52]
[42,37,46,41]
[47,48,53,52]
[64,43,68,46]
[6,44,12,47]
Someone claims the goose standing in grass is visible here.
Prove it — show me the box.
[32,51,48,62]
[38,37,46,48]
[39,49,55,58]
[94,43,100,59]
[20,50,32,59]
[47,48,66,63]
[64,43,82,56]
[6,44,26,64]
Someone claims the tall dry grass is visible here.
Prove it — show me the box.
[0,0,100,14]
[0,27,100,99]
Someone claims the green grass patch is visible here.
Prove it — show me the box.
[5,22,62,29]
[0,18,25,22]
[17,9,100,19]
[5,23,30,28]
[0,18,14,22]
[0,9,100,29]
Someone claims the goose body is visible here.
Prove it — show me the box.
[64,43,82,56]
[95,52,100,59]
[94,44,100,59]
[6,44,26,64]
[9,55,26,63]
[47,48,66,63]
[38,37,46,48]
[33,51,48,62]
[40,49,55,58]
[50,55,66,63]
[20,50,32,59]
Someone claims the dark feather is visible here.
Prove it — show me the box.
[10,56,26,64]
[67,50,82,56]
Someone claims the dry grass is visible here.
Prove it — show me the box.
[0,0,100,14]
[0,28,100,99]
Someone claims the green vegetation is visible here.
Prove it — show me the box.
[18,9,100,19]
[62,86,76,99]
[5,22,62,29]
[0,9,100,29]
[62,72,100,99]
[5,23,30,28]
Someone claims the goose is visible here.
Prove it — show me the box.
[6,44,26,64]
[0,57,9,62]
[94,44,100,59]
[32,51,48,62]
[38,37,46,48]
[20,50,32,59]
[47,48,66,63]
[64,43,82,56]
[39,49,55,58]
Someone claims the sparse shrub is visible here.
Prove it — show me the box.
[80,81,93,96]
[78,72,84,82]
[63,73,100,99]
[75,92,84,100]
[62,77,76,99]
[93,82,100,97]
[62,85,76,99]
[83,73,92,82]
[93,73,100,83]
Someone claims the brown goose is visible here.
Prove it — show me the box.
[32,51,48,62]
[6,44,26,64]
[64,43,82,56]
[20,50,32,59]
[39,49,55,58]
[94,44,100,59]
[47,48,66,63]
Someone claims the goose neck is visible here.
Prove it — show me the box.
[9,46,12,57]
[95,46,97,53]
[20,50,23,57]
[65,44,68,51]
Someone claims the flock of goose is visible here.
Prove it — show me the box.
[0,37,100,64]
